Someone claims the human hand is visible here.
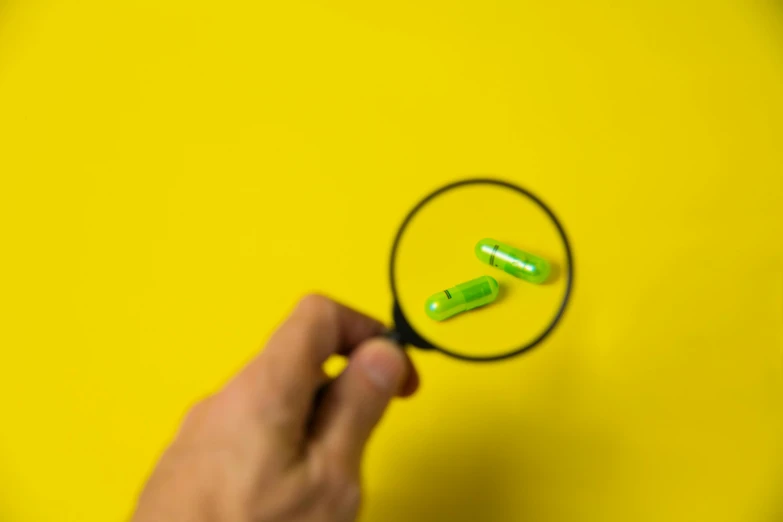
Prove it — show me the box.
[131,295,419,522]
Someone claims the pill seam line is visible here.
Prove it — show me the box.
[444,290,452,299]
[489,245,499,266]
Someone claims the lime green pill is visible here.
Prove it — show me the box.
[424,275,499,322]
[475,238,551,284]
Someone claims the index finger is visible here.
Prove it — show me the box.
[230,294,386,426]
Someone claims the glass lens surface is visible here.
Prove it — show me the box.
[393,182,570,359]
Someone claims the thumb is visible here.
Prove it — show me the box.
[311,338,408,469]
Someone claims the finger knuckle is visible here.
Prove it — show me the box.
[182,397,213,426]
[297,294,337,324]
[177,397,221,441]
[260,401,301,432]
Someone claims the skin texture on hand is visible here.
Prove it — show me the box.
[131,295,419,522]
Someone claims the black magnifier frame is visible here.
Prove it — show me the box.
[386,178,574,362]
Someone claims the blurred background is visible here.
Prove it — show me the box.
[0,1,781,521]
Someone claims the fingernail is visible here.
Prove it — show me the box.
[361,348,403,392]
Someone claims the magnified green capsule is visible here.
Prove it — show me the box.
[475,238,551,284]
[424,275,499,322]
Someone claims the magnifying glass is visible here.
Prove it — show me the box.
[385,178,574,362]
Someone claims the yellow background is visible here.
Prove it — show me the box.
[1,1,782,521]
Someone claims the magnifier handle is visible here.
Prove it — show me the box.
[382,328,405,346]
[382,325,433,350]
[384,303,435,350]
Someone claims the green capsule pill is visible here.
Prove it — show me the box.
[424,275,499,322]
[475,238,551,284]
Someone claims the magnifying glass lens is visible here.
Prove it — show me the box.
[391,181,571,360]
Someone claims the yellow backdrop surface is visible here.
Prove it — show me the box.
[1,1,782,521]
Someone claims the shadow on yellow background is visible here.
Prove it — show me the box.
[1,1,782,521]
